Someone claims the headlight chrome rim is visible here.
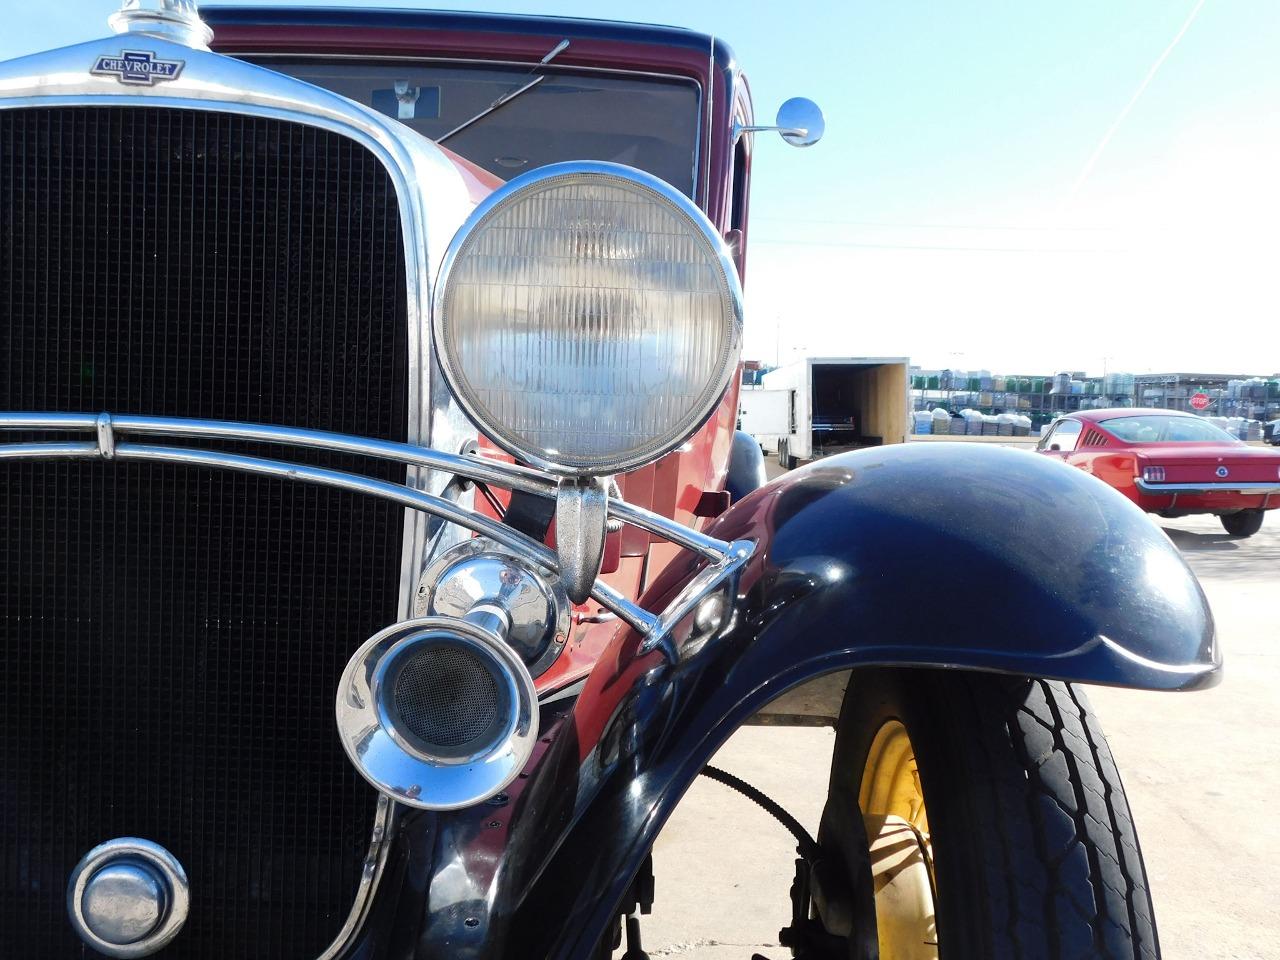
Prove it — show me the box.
[432,160,744,476]
[336,617,538,811]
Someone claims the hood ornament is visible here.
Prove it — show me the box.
[108,0,213,50]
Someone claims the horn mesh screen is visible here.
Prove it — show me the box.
[391,642,508,754]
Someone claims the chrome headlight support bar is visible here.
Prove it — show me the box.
[0,412,744,641]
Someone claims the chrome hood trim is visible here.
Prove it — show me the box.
[0,31,481,615]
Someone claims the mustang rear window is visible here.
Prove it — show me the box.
[1100,415,1238,443]
[255,59,701,196]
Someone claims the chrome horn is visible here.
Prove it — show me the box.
[338,540,573,809]
[337,617,538,811]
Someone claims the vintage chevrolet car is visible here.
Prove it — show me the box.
[0,3,1218,959]
[1038,408,1280,537]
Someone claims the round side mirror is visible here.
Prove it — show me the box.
[776,97,825,147]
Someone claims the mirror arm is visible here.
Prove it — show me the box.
[732,122,807,144]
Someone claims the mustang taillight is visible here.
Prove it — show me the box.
[1142,466,1166,483]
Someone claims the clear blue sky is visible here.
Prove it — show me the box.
[5,1,1278,376]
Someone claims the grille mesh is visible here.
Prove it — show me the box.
[393,643,503,749]
[0,107,409,958]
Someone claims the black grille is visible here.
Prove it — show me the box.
[0,107,408,958]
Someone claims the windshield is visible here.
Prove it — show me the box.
[1100,415,1239,443]
[258,59,701,195]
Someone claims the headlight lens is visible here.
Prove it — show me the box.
[433,162,743,475]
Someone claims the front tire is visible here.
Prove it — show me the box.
[1221,509,1264,538]
[818,669,1159,960]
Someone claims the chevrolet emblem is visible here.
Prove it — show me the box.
[91,50,184,87]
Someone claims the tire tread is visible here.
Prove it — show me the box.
[991,677,1158,960]
[829,669,1159,960]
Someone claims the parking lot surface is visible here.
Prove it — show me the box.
[628,510,1278,959]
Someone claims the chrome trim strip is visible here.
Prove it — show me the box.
[1136,480,1280,494]
[0,413,703,633]
[119,443,656,635]
[316,796,393,960]
[702,37,714,209]
[0,413,731,560]
[609,499,728,561]
[0,441,101,460]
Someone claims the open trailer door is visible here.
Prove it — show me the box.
[764,357,909,466]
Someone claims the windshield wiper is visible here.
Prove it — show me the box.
[437,39,571,145]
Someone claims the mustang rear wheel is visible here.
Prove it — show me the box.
[818,668,1159,960]
[1220,509,1264,538]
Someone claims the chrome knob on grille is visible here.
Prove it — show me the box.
[82,862,165,943]
[67,839,189,958]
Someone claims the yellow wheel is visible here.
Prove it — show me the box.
[858,720,937,960]
[816,669,1160,960]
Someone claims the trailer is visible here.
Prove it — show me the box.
[760,357,910,468]
[737,386,791,454]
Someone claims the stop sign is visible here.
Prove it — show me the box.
[1190,392,1211,410]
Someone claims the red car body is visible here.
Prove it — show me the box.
[208,8,754,693]
[1038,408,1280,533]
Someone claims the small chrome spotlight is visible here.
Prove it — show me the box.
[336,617,538,810]
[415,539,569,678]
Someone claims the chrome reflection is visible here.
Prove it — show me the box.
[336,618,538,811]
[109,0,214,49]
[316,796,393,960]
[66,838,189,958]
[415,539,570,679]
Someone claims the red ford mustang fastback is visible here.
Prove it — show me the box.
[1038,408,1280,537]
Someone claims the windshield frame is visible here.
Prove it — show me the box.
[240,53,705,201]
[1098,415,1242,444]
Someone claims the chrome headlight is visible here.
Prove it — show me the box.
[433,162,743,476]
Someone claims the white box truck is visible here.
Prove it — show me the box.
[737,387,791,454]
[761,357,910,468]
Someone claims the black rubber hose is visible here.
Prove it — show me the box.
[700,765,823,863]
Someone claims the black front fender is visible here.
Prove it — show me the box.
[707,441,1218,691]
[398,442,1218,959]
